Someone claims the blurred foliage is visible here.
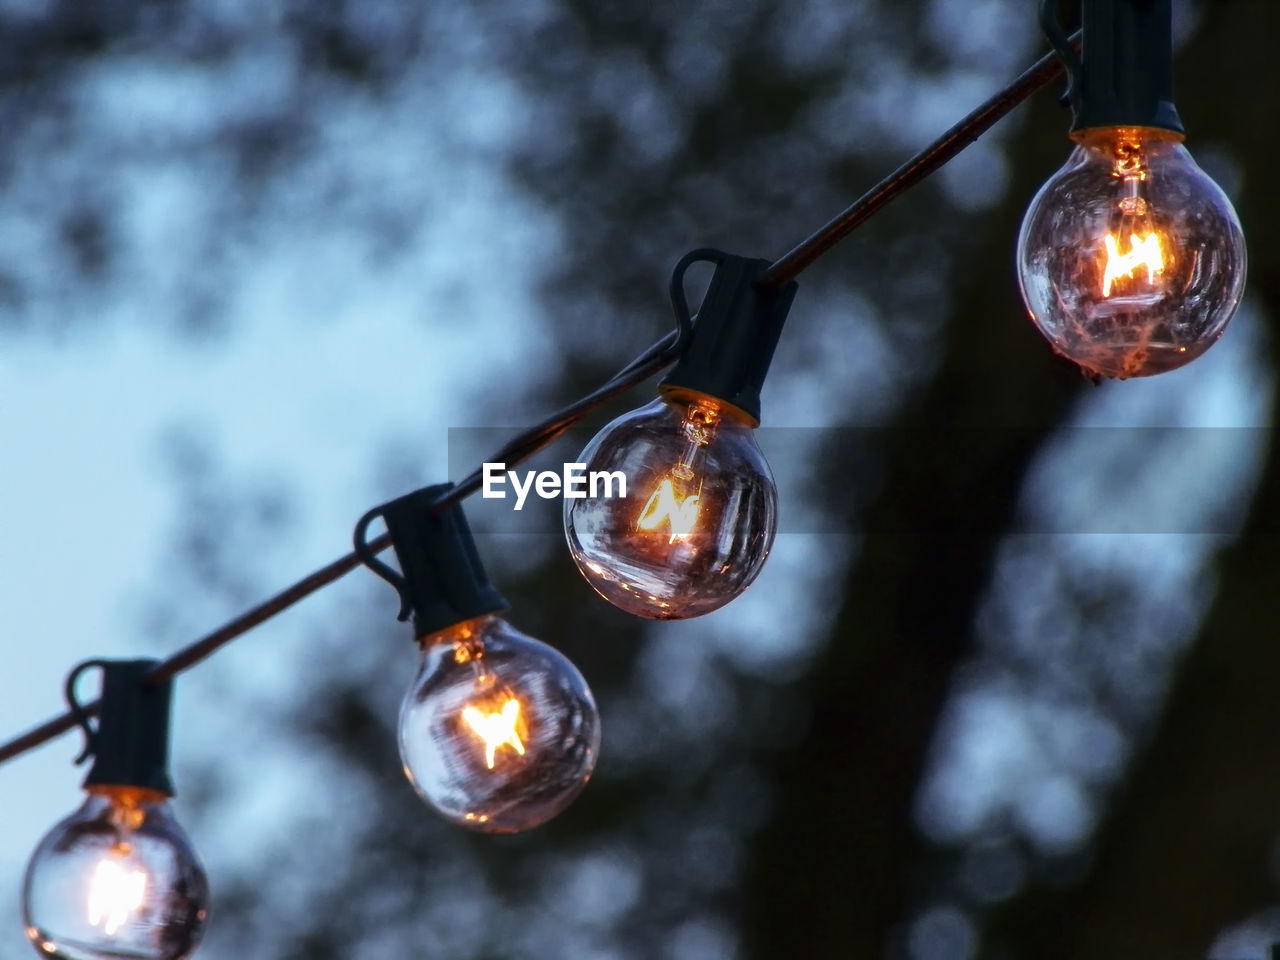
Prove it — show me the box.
[5,1,1280,959]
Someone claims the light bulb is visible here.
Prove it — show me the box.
[22,787,209,960]
[398,615,600,833]
[564,393,777,620]
[1017,126,1246,379]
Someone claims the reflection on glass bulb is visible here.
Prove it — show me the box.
[399,616,600,833]
[462,698,525,769]
[1102,232,1163,297]
[565,394,776,620]
[637,477,701,543]
[22,787,209,960]
[1017,127,1246,379]
[87,859,147,936]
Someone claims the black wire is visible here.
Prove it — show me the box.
[445,327,689,504]
[0,34,1075,769]
[761,30,1077,287]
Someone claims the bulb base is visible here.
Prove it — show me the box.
[1043,0,1185,136]
[68,659,175,797]
[659,251,797,426]
[363,484,509,641]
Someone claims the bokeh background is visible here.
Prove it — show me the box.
[2,1,1279,958]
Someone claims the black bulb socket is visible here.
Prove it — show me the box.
[379,484,509,641]
[79,659,176,797]
[1051,0,1185,135]
[659,252,797,426]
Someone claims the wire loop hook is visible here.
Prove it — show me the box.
[353,505,412,621]
[64,659,108,765]
[1039,0,1082,110]
[668,248,725,348]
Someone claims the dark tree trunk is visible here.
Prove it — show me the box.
[740,69,1087,957]
[987,3,1280,958]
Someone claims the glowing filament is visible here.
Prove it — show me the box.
[1102,232,1164,297]
[87,859,147,936]
[463,698,525,769]
[636,478,701,544]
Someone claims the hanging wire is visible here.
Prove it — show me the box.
[0,31,1078,770]
[761,29,1080,287]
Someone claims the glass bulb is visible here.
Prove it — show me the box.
[399,615,600,833]
[22,788,210,960]
[564,394,777,620]
[1017,127,1246,379]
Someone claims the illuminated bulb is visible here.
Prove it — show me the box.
[398,615,600,833]
[22,787,209,960]
[564,393,777,619]
[356,484,603,832]
[1017,127,1246,379]
[561,249,795,620]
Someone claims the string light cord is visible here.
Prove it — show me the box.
[0,33,1077,770]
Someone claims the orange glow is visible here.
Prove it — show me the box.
[636,478,701,544]
[87,859,147,936]
[1102,232,1164,297]
[87,786,159,835]
[463,698,525,769]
